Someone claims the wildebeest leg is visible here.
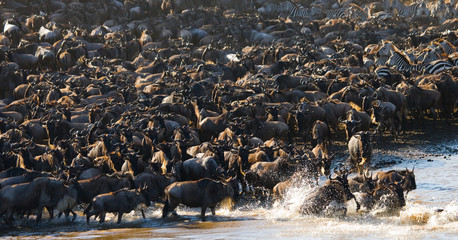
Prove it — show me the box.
[201,207,207,220]
[46,207,54,221]
[36,207,43,224]
[86,209,99,224]
[99,212,106,223]
[162,201,170,218]
[86,211,93,224]
[354,198,360,211]
[430,107,437,125]
[376,123,383,141]
[141,209,146,219]
[163,199,180,217]
[211,207,216,215]
[71,210,77,222]
[117,212,123,224]
[5,209,14,225]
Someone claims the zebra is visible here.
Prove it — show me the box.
[416,49,441,65]
[436,39,456,55]
[257,1,297,18]
[375,66,397,79]
[286,2,313,19]
[325,8,349,19]
[375,40,394,66]
[391,0,430,18]
[428,0,455,23]
[386,48,424,72]
[424,59,454,74]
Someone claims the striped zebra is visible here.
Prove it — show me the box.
[375,66,397,79]
[287,2,312,18]
[257,1,296,18]
[386,48,424,72]
[436,39,456,55]
[424,59,454,74]
[391,0,430,18]
[375,40,394,66]
[428,0,455,23]
[416,49,441,65]
[325,8,349,19]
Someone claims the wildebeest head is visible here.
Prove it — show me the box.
[212,180,235,202]
[231,146,254,173]
[330,169,356,204]
[138,184,151,207]
[340,111,362,141]
[371,101,384,123]
[349,172,376,193]
[398,167,416,194]
[372,182,406,213]
[224,176,240,200]
[361,96,375,112]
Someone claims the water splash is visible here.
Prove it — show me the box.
[400,201,458,226]
[270,177,316,219]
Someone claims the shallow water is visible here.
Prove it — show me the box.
[1,140,457,239]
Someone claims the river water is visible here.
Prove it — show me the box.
[1,139,457,239]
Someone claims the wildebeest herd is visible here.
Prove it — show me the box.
[0,0,456,225]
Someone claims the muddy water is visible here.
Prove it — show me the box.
[1,140,457,239]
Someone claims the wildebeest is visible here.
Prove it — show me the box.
[311,143,332,178]
[133,172,176,203]
[86,187,150,224]
[373,87,406,129]
[162,178,234,220]
[0,177,75,224]
[348,131,375,175]
[355,182,405,215]
[375,168,416,196]
[69,174,135,214]
[300,170,359,217]
[0,171,51,188]
[404,85,441,124]
[311,120,330,148]
[272,171,307,200]
[348,173,377,193]
[371,100,400,139]
[340,109,371,141]
[173,156,221,181]
[245,156,297,190]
